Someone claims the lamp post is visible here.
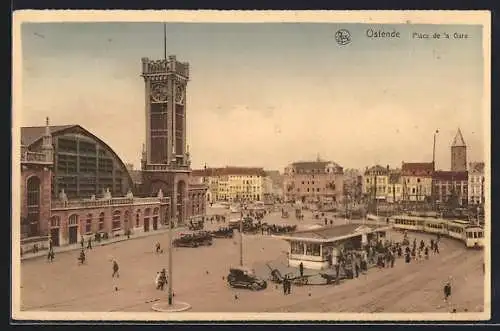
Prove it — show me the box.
[168,211,175,305]
[239,202,244,266]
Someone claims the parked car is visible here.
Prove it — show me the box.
[227,266,267,291]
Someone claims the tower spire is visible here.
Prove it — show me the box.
[452,128,466,147]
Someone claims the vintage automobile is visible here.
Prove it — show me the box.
[173,231,213,248]
[209,227,234,238]
[227,266,267,291]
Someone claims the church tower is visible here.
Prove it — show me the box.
[140,24,191,224]
[451,128,467,172]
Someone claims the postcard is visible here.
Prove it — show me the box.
[12,10,491,322]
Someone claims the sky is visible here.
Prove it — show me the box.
[20,22,486,172]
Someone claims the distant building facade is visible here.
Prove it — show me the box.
[401,162,434,202]
[191,166,266,202]
[387,170,403,203]
[432,171,468,207]
[283,159,344,204]
[362,165,390,201]
[468,162,485,205]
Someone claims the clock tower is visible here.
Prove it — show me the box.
[140,55,192,224]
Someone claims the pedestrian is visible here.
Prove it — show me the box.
[397,246,402,258]
[299,262,304,277]
[443,281,452,302]
[282,276,288,295]
[80,236,85,248]
[87,237,92,250]
[47,248,54,262]
[48,238,53,251]
[112,260,120,278]
[159,268,167,290]
[390,252,395,268]
[420,239,425,251]
[155,242,161,254]
[425,246,429,259]
[78,249,86,265]
[287,276,292,294]
[434,242,440,254]
[405,252,411,264]
[355,262,359,278]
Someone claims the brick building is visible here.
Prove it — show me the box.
[432,171,469,207]
[21,122,134,200]
[283,159,344,204]
[401,162,435,202]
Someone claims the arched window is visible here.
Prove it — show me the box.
[98,212,105,231]
[145,208,151,217]
[85,213,92,233]
[69,214,79,226]
[135,210,141,227]
[153,208,159,215]
[112,210,121,230]
[26,176,41,236]
[50,216,60,228]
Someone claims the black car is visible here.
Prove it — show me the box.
[227,266,267,291]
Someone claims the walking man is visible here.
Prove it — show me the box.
[299,262,304,278]
[112,260,120,278]
[443,281,452,302]
[87,237,92,250]
[434,242,440,254]
[80,236,85,249]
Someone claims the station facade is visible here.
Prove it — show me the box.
[19,54,208,251]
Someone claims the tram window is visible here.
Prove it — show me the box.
[466,232,472,238]
[473,232,478,239]
[291,242,303,254]
[478,232,483,238]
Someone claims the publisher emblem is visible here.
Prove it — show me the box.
[335,29,351,46]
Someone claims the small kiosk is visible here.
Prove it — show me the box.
[277,224,390,270]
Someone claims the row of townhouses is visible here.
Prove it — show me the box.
[362,129,485,206]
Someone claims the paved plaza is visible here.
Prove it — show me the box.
[20,208,485,313]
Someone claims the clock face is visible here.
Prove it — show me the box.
[151,83,167,102]
[175,85,185,104]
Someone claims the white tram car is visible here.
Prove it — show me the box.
[390,215,484,248]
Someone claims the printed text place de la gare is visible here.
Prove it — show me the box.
[366,28,401,39]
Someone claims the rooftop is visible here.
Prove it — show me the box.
[433,171,468,181]
[278,223,388,242]
[401,162,434,176]
[21,125,75,147]
[191,166,267,177]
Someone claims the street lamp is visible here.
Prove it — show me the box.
[167,212,175,305]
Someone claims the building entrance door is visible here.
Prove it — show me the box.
[68,226,78,245]
[153,217,158,230]
[50,228,60,247]
[144,219,150,232]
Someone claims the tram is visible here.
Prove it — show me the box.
[390,215,484,248]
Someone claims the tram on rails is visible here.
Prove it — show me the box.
[390,215,484,249]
